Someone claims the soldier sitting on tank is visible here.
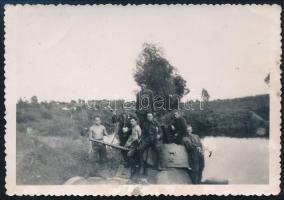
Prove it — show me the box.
[170,110,188,144]
[182,125,205,184]
[124,117,142,179]
[112,110,132,167]
[138,112,163,174]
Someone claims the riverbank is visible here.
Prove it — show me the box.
[16,133,120,184]
[17,131,269,185]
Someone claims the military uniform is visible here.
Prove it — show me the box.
[171,116,188,144]
[90,143,107,163]
[138,119,163,172]
[125,125,142,178]
[112,113,132,164]
[182,133,205,184]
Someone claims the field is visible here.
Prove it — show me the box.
[17,131,269,184]
[16,95,269,184]
[16,133,120,184]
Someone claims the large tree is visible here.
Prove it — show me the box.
[134,43,189,113]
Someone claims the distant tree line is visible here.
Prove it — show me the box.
[161,94,269,138]
[17,94,269,138]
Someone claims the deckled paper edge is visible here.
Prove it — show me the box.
[4,4,282,196]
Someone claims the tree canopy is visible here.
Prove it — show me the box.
[134,43,189,99]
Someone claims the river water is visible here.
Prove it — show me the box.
[105,134,269,184]
[202,137,269,184]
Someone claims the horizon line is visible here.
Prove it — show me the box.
[17,93,269,103]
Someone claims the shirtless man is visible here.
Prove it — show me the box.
[89,116,108,163]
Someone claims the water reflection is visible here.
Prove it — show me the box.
[202,137,269,184]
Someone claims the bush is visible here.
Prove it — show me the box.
[16,94,269,138]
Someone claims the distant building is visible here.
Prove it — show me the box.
[61,107,77,111]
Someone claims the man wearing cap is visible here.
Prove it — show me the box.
[136,84,154,128]
[138,112,163,173]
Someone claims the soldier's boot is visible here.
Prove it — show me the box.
[156,152,164,171]
[157,165,163,171]
[190,171,198,184]
[122,151,130,168]
[129,166,135,179]
[139,163,145,175]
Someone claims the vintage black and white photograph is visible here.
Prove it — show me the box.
[5,5,281,196]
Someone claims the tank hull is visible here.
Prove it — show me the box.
[64,168,192,185]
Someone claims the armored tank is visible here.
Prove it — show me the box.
[141,143,193,184]
[64,142,194,185]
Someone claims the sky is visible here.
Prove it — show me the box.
[6,5,281,102]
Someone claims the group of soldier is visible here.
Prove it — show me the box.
[88,84,204,184]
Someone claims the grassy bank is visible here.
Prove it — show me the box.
[16,94,269,184]
[16,132,120,184]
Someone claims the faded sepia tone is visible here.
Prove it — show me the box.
[5,4,281,196]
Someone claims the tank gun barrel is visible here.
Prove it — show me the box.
[89,138,129,151]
